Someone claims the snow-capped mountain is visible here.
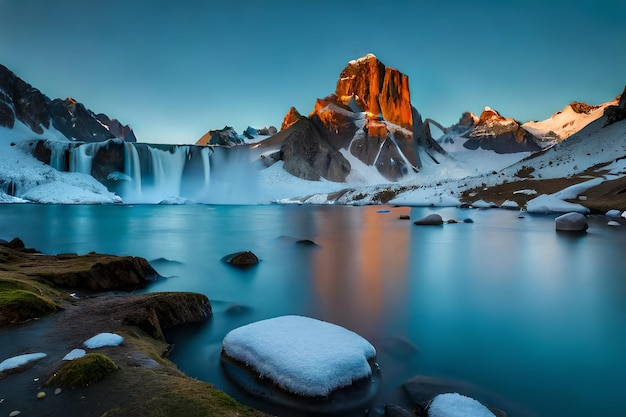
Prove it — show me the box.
[522,99,618,142]
[252,53,445,183]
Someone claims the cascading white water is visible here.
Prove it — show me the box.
[48,141,67,171]
[69,143,98,175]
[200,146,212,189]
[62,139,259,204]
[123,142,142,199]
[146,145,187,200]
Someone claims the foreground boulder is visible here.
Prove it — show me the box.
[555,212,588,232]
[120,292,212,340]
[221,315,379,414]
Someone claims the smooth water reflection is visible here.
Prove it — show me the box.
[0,204,625,416]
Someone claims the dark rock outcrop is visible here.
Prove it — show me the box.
[279,118,351,182]
[118,292,212,340]
[413,213,444,225]
[0,64,51,133]
[32,253,159,291]
[462,107,541,153]
[221,251,260,268]
[604,86,626,126]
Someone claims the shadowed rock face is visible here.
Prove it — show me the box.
[604,86,626,126]
[0,64,51,133]
[335,54,412,130]
[49,97,115,142]
[280,118,351,182]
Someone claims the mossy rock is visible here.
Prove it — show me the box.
[46,353,119,388]
[0,289,58,325]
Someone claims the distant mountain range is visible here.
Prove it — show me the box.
[0,55,625,210]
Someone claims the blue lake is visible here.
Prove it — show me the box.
[1,204,625,417]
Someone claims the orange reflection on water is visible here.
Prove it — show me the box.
[309,207,410,337]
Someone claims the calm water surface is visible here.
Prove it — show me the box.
[1,204,625,417]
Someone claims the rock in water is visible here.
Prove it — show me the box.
[413,214,444,226]
[555,212,588,232]
[221,251,259,267]
[427,393,495,417]
[221,315,378,411]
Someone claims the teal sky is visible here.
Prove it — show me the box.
[1,0,624,144]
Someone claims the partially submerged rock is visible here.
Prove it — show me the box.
[555,212,588,232]
[222,251,259,268]
[221,316,379,414]
[428,393,495,417]
[413,214,444,226]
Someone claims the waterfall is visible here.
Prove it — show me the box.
[146,145,187,199]
[55,139,258,204]
[201,146,212,189]
[48,141,67,171]
[123,142,142,199]
[69,142,98,175]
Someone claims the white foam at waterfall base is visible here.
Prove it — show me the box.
[198,146,260,204]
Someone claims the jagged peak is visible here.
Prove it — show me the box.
[281,106,304,131]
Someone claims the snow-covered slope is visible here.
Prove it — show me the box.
[0,122,122,204]
[522,100,617,142]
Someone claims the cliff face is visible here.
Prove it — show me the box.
[335,54,412,130]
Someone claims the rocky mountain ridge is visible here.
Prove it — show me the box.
[0,64,136,142]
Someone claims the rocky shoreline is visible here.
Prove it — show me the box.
[0,239,270,417]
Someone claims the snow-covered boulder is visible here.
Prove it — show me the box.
[555,212,588,232]
[84,333,124,348]
[0,352,47,372]
[221,315,376,397]
[607,220,621,227]
[427,393,495,417]
[413,214,444,225]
